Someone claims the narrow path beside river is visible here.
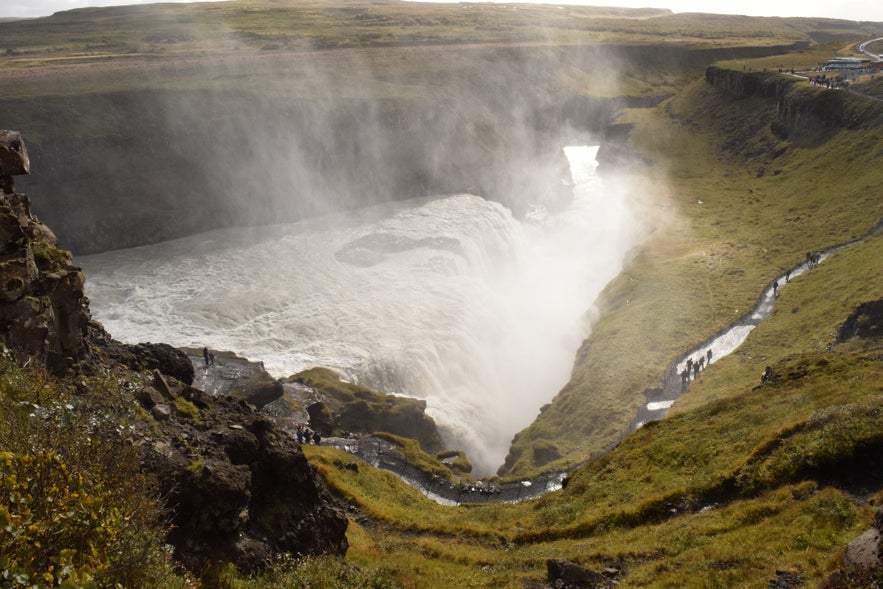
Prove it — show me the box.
[337,226,879,504]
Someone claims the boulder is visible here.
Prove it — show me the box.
[837,299,883,341]
[546,559,606,588]
[151,404,171,421]
[307,401,335,436]
[135,385,165,409]
[842,527,881,573]
[0,131,29,194]
[230,376,283,410]
[0,131,30,176]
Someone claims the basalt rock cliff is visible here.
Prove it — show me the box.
[0,131,349,572]
[0,130,91,374]
[9,43,807,255]
[704,65,883,142]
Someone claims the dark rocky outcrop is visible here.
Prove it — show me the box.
[139,385,348,571]
[546,559,610,588]
[0,130,29,194]
[704,66,883,142]
[0,131,91,374]
[186,348,283,409]
[97,337,196,385]
[704,66,797,100]
[0,132,349,572]
[837,299,883,341]
[286,367,444,453]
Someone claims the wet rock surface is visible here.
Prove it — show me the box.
[185,347,283,409]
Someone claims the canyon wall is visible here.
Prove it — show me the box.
[7,43,805,254]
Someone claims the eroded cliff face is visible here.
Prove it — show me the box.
[704,65,883,141]
[8,42,806,255]
[0,130,91,374]
[1,131,349,572]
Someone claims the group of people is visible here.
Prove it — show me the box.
[296,423,321,446]
[680,348,713,389]
[199,347,324,446]
[808,75,850,90]
[805,251,822,269]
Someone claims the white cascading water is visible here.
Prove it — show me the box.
[80,145,637,475]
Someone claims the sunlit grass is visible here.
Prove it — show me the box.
[0,0,816,75]
[503,61,883,477]
[309,333,881,586]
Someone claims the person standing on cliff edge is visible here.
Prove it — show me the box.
[203,346,210,367]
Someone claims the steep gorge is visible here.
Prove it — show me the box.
[500,62,883,477]
[6,42,805,254]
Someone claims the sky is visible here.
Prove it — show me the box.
[2,0,883,22]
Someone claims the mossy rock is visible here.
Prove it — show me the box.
[0,259,32,302]
[532,441,561,467]
[436,449,473,476]
[287,367,443,452]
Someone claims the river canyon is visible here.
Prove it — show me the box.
[80,145,642,474]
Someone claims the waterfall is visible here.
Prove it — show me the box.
[81,145,638,475]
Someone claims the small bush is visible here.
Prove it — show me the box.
[173,396,201,422]
[0,355,179,587]
[0,451,117,587]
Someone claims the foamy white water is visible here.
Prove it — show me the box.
[81,146,638,474]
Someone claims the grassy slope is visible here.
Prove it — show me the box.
[0,1,810,73]
[501,62,883,478]
[3,4,883,586]
[300,79,883,583]
[306,341,882,587]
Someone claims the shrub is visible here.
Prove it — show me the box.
[0,450,123,587]
[0,354,179,587]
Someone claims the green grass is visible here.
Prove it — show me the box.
[0,0,818,74]
[302,336,881,587]
[3,6,883,585]
[287,367,444,452]
[501,58,883,478]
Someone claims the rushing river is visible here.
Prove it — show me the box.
[81,146,638,474]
